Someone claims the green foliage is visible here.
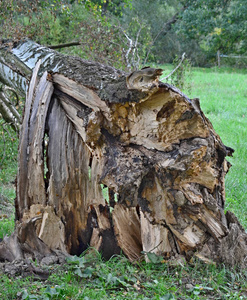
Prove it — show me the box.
[0,121,18,208]
[84,0,132,17]
[0,125,18,172]
[176,0,247,65]
[65,6,129,69]
[0,122,18,239]
[121,0,178,65]
[21,285,72,300]
[0,0,146,70]
[1,0,246,68]
[141,251,164,264]
[0,1,128,69]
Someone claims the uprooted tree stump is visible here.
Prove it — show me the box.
[0,39,247,268]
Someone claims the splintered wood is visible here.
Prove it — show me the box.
[1,41,246,268]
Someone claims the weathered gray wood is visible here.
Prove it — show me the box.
[16,62,54,218]
[16,61,42,220]
[26,71,53,207]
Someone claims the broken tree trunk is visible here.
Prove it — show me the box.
[0,39,247,268]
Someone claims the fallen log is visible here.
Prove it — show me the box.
[0,39,246,268]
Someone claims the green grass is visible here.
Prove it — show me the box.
[0,215,15,239]
[0,66,247,299]
[0,125,17,239]
[0,250,247,299]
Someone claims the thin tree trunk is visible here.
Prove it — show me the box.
[0,40,246,268]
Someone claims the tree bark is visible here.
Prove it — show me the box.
[0,39,246,268]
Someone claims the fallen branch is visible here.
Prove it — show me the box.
[47,41,81,50]
[0,86,21,132]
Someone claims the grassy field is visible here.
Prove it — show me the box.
[0,66,247,299]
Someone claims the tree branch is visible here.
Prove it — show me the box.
[3,86,19,106]
[47,41,82,50]
[160,52,186,81]
[0,87,21,132]
[115,22,143,71]
[144,5,187,65]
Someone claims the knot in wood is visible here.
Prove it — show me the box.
[126,67,163,92]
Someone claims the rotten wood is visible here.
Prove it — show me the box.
[0,40,246,268]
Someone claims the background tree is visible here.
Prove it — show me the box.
[175,0,247,65]
[1,0,246,68]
